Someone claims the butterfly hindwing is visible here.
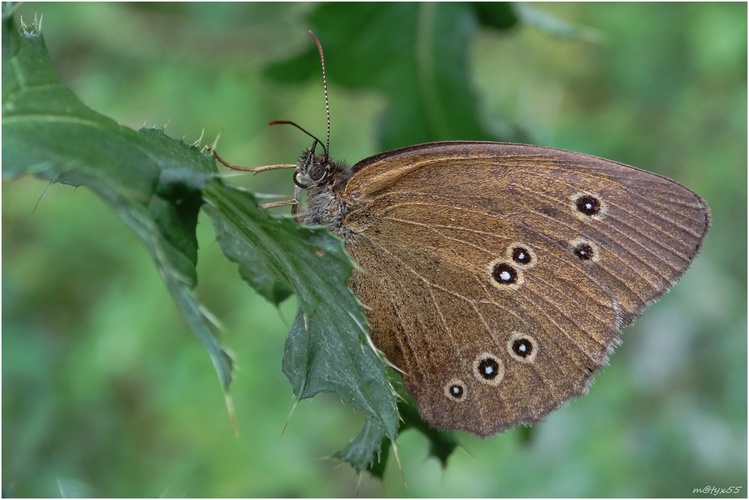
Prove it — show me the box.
[340,142,708,435]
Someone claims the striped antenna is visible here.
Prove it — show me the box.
[307,31,330,157]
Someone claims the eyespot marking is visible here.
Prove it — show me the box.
[444,379,467,401]
[570,238,601,262]
[487,259,523,290]
[506,243,537,268]
[571,192,607,220]
[472,352,504,386]
[507,332,538,363]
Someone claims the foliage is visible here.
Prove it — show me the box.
[3,2,746,497]
[3,6,398,474]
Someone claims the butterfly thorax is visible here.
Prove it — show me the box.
[297,150,358,241]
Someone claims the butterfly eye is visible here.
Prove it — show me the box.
[308,161,328,182]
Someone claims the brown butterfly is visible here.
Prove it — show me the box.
[216,32,710,436]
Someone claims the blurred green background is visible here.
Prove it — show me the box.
[3,3,746,497]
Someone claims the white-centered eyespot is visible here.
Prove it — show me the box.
[507,332,538,363]
[506,242,538,269]
[472,352,504,386]
[444,379,467,401]
[487,258,524,290]
[570,237,602,263]
[570,192,607,221]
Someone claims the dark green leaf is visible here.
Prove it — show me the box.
[2,14,233,391]
[202,184,294,305]
[202,181,400,468]
[473,2,520,30]
[336,418,390,474]
[351,395,459,478]
[4,8,401,472]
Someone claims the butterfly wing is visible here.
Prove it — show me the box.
[341,142,709,436]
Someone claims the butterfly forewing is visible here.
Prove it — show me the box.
[340,142,708,435]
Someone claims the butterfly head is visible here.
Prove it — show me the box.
[288,138,353,239]
[293,140,350,192]
[279,32,355,238]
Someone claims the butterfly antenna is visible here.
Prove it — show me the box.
[268,120,327,157]
[308,30,331,156]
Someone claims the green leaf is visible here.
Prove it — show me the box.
[336,418,390,473]
[3,9,400,472]
[338,395,461,478]
[473,2,520,30]
[203,183,294,305]
[202,181,400,468]
[2,13,233,391]
[266,3,514,149]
